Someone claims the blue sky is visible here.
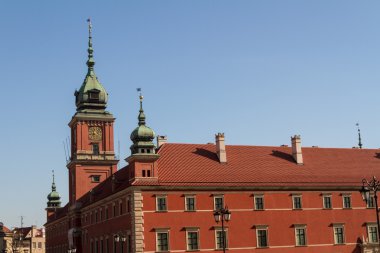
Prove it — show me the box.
[1,1,380,228]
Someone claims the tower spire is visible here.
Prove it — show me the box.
[86,18,95,74]
[356,123,363,149]
[137,88,146,126]
[74,18,109,112]
[47,169,61,208]
[52,170,56,191]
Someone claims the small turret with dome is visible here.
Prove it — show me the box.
[47,170,61,208]
[74,18,108,113]
[130,90,156,155]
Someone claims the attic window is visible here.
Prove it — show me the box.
[89,91,100,101]
[91,175,101,183]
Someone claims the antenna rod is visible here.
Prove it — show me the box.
[63,141,68,163]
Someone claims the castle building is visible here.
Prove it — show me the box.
[45,21,380,253]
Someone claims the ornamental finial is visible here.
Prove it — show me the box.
[356,123,363,149]
[137,88,146,126]
[51,169,56,191]
[86,18,95,72]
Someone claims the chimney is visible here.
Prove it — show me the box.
[291,135,303,165]
[215,133,227,163]
[157,135,168,148]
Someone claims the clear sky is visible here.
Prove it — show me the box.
[1,1,380,228]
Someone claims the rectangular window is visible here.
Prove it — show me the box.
[215,230,228,249]
[119,201,123,215]
[100,209,103,221]
[323,195,332,209]
[106,238,109,253]
[292,195,302,209]
[157,196,167,211]
[295,226,307,246]
[93,144,100,155]
[367,195,375,208]
[89,92,100,100]
[113,203,117,217]
[100,239,104,253]
[156,232,169,252]
[127,197,131,213]
[187,231,199,250]
[105,207,109,220]
[185,196,196,211]
[343,195,351,209]
[334,226,345,244]
[254,195,264,210]
[214,195,224,210]
[256,227,268,248]
[33,242,36,248]
[91,175,101,183]
[368,225,379,243]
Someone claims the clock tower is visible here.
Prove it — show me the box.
[67,20,118,204]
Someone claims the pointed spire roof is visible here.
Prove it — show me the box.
[130,89,156,155]
[47,170,61,208]
[74,19,108,113]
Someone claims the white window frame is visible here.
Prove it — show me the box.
[185,195,196,211]
[156,229,170,252]
[292,194,302,210]
[214,195,224,211]
[185,228,200,251]
[156,195,167,212]
[367,194,375,209]
[322,194,332,209]
[367,223,379,243]
[255,225,268,248]
[214,228,228,250]
[294,225,307,246]
[333,224,345,245]
[254,194,264,210]
[342,194,352,209]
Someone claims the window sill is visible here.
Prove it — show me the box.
[254,209,265,211]
[322,208,332,210]
[292,208,303,210]
[256,246,269,249]
[295,245,307,247]
[342,208,352,210]
[156,210,168,213]
[334,243,346,245]
[185,210,196,212]
[186,250,200,252]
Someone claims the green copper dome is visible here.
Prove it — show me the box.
[47,171,61,208]
[75,19,108,112]
[130,125,155,141]
[130,95,156,154]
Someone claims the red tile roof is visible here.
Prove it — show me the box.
[150,143,380,187]
[3,226,11,233]
[47,143,380,223]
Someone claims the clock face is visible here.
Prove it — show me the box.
[88,127,102,141]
